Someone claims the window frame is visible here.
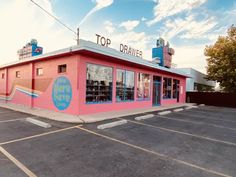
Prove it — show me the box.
[86,63,113,104]
[116,69,135,102]
[163,77,172,99]
[36,68,43,76]
[172,79,179,99]
[58,64,67,74]
[136,73,151,101]
[16,71,20,78]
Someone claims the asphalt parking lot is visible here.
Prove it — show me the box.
[0,105,235,177]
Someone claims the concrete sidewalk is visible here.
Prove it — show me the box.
[0,102,195,124]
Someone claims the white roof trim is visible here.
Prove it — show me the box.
[0,39,189,77]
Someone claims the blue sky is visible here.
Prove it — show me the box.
[0,0,236,72]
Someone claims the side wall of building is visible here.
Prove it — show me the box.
[0,55,80,115]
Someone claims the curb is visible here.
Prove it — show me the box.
[173,108,184,112]
[97,120,128,130]
[158,110,172,115]
[26,118,52,128]
[135,114,154,121]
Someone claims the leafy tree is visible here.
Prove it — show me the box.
[205,25,236,92]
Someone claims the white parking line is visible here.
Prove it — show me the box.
[77,126,231,177]
[0,118,25,124]
[156,115,236,132]
[0,126,80,145]
[0,146,37,177]
[175,111,236,123]
[0,111,15,114]
[121,118,236,147]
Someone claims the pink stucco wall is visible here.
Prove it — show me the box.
[32,55,79,115]
[77,53,186,115]
[0,51,186,116]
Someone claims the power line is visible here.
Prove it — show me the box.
[30,0,77,35]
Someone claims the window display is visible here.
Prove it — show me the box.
[173,79,179,98]
[137,73,150,100]
[163,77,172,99]
[116,69,134,101]
[86,64,113,103]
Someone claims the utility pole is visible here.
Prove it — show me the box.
[77,28,80,45]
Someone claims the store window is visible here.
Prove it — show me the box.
[86,63,113,103]
[116,69,134,102]
[173,79,179,98]
[137,73,150,100]
[36,68,43,76]
[16,71,20,78]
[58,64,67,73]
[163,78,172,99]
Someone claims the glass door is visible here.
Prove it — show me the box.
[153,82,161,106]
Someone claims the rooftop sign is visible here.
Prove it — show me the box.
[96,34,143,58]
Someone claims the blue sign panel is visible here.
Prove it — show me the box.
[52,76,72,110]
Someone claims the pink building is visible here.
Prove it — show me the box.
[0,40,188,116]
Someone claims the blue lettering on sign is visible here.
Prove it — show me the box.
[52,76,72,110]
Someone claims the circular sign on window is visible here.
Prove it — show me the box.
[52,76,72,110]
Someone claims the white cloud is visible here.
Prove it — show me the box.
[79,0,113,26]
[120,20,140,31]
[104,21,115,33]
[147,0,207,26]
[173,45,207,73]
[161,15,217,40]
[0,0,73,65]
[109,31,155,60]
[141,17,147,21]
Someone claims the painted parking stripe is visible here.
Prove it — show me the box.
[175,112,236,123]
[97,120,128,130]
[0,125,80,145]
[76,126,231,177]
[119,118,236,147]
[0,146,37,177]
[0,118,26,124]
[0,111,16,114]
[198,107,236,114]
[156,115,236,132]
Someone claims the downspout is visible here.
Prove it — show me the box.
[31,63,35,108]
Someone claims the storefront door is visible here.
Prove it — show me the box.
[153,82,161,106]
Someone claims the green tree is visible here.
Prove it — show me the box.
[205,25,236,92]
